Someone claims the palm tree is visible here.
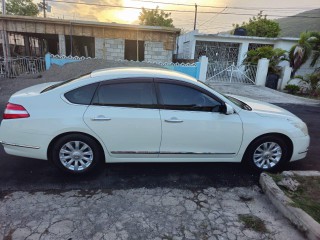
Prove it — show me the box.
[289,32,313,76]
[308,32,320,67]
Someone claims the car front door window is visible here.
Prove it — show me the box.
[158,82,221,112]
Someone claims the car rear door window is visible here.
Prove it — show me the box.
[64,83,99,105]
[158,83,221,111]
[93,82,156,108]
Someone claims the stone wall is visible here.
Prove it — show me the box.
[145,41,172,62]
[95,38,124,60]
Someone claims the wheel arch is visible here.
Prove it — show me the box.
[242,132,294,163]
[47,131,106,162]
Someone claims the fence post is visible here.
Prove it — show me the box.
[45,53,51,70]
[255,58,269,86]
[197,56,208,82]
[279,66,292,90]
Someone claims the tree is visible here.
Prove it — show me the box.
[289,32,313,75]
[139,7,174,28]
[6,0,39,16]
[232,11,280,38]
[308,32,320,67]
[289,31,320,76]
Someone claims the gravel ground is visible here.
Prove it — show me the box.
[0,187,303,240]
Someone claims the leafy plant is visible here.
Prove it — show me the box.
[232,11,280,38]
[243,46,288,74]
[139,7,174,27]
[284,84,300,94]
[295,72,320,96]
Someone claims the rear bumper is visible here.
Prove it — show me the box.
[290,134,310,162]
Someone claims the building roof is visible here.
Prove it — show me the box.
[0,15,181,34]
[194,33,299,41]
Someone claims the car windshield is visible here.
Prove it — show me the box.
[196,81,252,111]
[41,73,92,93]
[224,95,252,111]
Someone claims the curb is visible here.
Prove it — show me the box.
[260,171,320,240]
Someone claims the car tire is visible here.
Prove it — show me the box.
[243,135,290,172]
[50,134,103,174]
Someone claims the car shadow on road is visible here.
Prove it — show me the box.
[0,149,261,191]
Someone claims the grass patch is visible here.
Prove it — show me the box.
[282,176,320,223]
[268,173,284,183]
[238,214,268,233]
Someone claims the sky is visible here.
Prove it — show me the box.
[37,0,320,33]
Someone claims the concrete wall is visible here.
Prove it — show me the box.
[145,41,172,62]
[95,38,125,60]
[177,32,299,65]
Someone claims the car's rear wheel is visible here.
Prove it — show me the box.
[50,134,103,174]
[243,135,290,172]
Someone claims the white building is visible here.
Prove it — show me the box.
[177,30,298,65]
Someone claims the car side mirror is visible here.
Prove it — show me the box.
[224,103,235,115]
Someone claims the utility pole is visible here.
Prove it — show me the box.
[193,4,197,30]
[43,0,46,18]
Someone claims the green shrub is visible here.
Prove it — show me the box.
[284,84,300,94]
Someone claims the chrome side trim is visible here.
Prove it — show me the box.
[111,151,159,154]
[0,141,40,149]
[160,152,236,155]
[111,151,235,155]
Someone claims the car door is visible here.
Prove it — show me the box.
[156,79,243,160]
[83,78,161,158]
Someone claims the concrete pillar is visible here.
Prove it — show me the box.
[279,66,292,90]
[58,34,66,55]
[198,56,208,82]
[255,58,269,86]
[237,42,249,66]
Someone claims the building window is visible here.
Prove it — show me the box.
[125,40,145,61]
[195,41,240,64]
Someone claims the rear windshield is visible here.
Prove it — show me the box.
[41,73,91,93]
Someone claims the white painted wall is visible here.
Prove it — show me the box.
[177,32,299,66]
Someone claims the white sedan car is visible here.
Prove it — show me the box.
[0,68,309,174]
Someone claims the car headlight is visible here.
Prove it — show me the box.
[287,119,308,136]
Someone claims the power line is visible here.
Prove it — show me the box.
[46,0,320,19]
[130,0,319,11]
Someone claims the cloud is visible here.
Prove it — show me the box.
[48,0,125,22]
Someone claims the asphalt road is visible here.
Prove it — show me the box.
[0,103,319,192]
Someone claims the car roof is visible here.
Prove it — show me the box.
[90,67,198,83]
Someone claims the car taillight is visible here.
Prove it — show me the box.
[3,103,30,119]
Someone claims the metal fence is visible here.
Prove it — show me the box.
[206,61,257,84]
[0,57,46,78]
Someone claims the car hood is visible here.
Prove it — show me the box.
[227,94,297,118]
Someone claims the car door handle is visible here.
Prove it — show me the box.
[91,116,111,121]
[165,118,183,123]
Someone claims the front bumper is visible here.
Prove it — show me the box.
[290,134,310,161]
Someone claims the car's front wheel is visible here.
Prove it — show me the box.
[243,135,291,172]
[50,134,103,174]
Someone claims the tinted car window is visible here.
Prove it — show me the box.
[64,83,98,105]
[93,82,156,108]
[158,83,221,111]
